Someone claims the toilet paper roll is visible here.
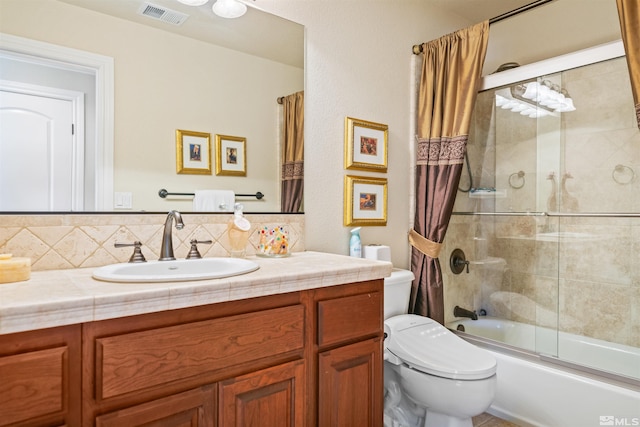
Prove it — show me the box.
[362,244,391,262]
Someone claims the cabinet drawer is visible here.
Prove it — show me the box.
[317,290,381,348]
[96,304,304,400]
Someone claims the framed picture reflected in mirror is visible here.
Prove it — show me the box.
[215,134,246,176]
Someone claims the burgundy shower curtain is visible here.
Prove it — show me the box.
[409,22,489,324]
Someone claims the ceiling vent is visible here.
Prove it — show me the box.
[138,2,189,25]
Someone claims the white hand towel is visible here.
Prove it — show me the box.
[193,190,235,212]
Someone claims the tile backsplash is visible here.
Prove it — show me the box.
[0,213,304,271]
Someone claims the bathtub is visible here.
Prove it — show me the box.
[450,317,640,379]
[448,317,640,427]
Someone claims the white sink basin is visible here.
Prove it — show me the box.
[92,258,259,283]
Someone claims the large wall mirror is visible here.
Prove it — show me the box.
[0,0,304,213]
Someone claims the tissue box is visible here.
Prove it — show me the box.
[362,245,391,262]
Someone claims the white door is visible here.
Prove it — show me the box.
[0,89,81,210]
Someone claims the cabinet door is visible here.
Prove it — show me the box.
[0,325,81,427]
[318,338,382,427]
[95,386,215,427]
[218,359,306,427]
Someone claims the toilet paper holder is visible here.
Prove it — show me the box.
[450,248,469,274]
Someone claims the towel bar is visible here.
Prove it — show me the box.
[158,189,264,200]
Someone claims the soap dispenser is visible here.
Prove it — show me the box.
[349,227,362,258]
[227,203,251,257]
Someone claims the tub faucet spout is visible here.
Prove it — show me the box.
[160,210,184,261]
[454,305,478,321]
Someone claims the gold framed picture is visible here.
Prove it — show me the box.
[344,117,388,172]
[215,134,246,176]
[344,175,387,226]
[176,129,212,175]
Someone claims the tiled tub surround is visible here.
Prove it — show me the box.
[0,213,304,272]
[0,251,392,335]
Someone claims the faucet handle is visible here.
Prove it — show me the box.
[115,241,147,263]
[450,248,470,274]
[186,239,213,259]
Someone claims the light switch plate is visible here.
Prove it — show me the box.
[114,192,132,209]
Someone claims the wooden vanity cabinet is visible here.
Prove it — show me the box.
[0,278,383,427]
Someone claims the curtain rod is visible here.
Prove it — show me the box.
[412,0,555,55]
[277,96,285,104]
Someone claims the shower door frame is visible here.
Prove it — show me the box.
[447,39,639,385]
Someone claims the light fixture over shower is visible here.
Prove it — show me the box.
[176,0,247,18]
[495,80,576,118]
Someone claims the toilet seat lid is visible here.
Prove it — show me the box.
[385,314,496,380]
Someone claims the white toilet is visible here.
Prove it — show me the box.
[383,269,497,427]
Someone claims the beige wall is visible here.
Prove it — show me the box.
[482,0,621,75]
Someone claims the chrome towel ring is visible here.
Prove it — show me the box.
[509,170,525,189]
[612,164,635,185]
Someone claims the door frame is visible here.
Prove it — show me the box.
[0,33,114,210]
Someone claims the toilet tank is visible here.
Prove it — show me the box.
[384,269,415,320]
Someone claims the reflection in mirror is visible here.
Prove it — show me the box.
[0,0,304,213]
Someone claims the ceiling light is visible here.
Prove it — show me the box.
[212,0,247,18]
[176,0,209,5]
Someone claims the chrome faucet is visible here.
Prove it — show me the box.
[453,305,478,321]
[159,210,184,261]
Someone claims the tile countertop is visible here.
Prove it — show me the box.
[0,251,393,335]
